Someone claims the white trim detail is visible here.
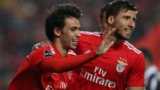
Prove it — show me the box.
[80,31,100,36]
[124,41,141,54]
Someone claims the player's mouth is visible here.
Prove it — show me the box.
[124,28,133,37]
[72,40,78,45]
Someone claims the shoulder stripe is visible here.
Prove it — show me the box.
[80,31,100,36]
[124,41,141,54]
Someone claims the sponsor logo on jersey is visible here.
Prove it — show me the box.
[58,81,67,89]
[45,84,54,90]
[80,66,116,88]
[45,81,67,90]
[116,57,128,73]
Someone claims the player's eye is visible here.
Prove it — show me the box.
[123,16,130,20]
[132,17,137,22]
[70,27,79,32]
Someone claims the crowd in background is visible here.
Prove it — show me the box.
[0,0,160,89]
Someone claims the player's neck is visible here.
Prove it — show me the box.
[52,39,67,57]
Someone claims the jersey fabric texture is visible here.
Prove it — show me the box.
[68,31,145,90]
[8,41,96,90]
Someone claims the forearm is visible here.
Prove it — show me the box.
[39,51,97,73]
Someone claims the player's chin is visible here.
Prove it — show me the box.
[70,44,77,49]
[118,34,129,40]
[122,35,131,40]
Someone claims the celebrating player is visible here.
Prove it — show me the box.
[8,4,109,90]
[69,0,145,90]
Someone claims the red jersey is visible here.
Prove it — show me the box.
[8,41,96,90]
[69,31,145,90]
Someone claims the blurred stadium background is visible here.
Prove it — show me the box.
[0,0,160,89]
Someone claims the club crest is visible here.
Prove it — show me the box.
[44,49,55,57]
[116,57,128,73]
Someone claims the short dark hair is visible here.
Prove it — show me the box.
[100,0,137,21]
[45,3,82,41]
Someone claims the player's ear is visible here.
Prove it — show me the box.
[53,27,62,37]
[107,16,114,25]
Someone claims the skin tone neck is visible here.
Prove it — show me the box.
[51,39,68,57]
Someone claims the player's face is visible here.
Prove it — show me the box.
[60,17,80,49]
[113,10,138,40]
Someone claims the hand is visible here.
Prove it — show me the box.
[96,28,117,55]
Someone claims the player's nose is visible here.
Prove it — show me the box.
[128,20,135,30]
[75,30,80,37]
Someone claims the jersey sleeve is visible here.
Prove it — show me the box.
[39,52,97,73]
[27,46,97,73]
[76,32,100,54]
[127,53,145,87]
